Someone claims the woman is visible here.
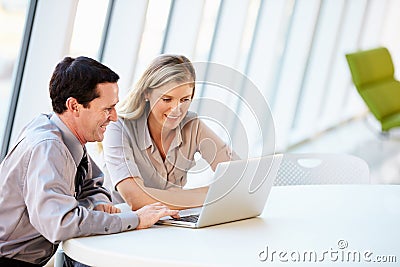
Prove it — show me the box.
[102,55,239,210]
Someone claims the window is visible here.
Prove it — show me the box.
[68,0,109,58]
[0,0,29,147]
[132,0,172,82]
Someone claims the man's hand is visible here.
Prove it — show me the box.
[94,203,121,214]
[135,202,179,229]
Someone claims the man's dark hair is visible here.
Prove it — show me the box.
[49,56,120,114]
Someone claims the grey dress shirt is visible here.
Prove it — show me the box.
[102,109,239,203]
[0,113,138,265]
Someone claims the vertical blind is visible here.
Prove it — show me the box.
[3,0,400,160]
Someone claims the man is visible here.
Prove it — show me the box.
[0,56,178,267]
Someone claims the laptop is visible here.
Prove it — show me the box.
[157,154,283,228]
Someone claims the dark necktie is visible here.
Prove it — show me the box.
[75,147,88,198]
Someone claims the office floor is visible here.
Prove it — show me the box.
[286,115,400,185]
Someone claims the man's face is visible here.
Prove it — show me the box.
[76,82,119,143]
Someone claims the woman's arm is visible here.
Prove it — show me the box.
[196,119,241,171]
[116,177,208,210]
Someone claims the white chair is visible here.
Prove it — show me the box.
[274,153,370,186]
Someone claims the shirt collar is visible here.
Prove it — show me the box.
[49,113,85,167]
[136,107,183,152]
[170,124,183,150]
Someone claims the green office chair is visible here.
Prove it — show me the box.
[345,47,400,132]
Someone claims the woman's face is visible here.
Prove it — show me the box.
[146,82,194,131]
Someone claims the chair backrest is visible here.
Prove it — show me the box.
[346,47,394,87]
[274,153,370,186]
[346,47,400,121]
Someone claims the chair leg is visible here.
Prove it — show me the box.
[379,131,390,140]
[362,115,391,139]
[54,246,65,267]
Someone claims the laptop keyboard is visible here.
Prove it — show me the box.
[173,214,199,223]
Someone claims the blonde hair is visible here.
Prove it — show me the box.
[118,54,196,119]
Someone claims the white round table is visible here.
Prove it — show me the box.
[63,185,400,266]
